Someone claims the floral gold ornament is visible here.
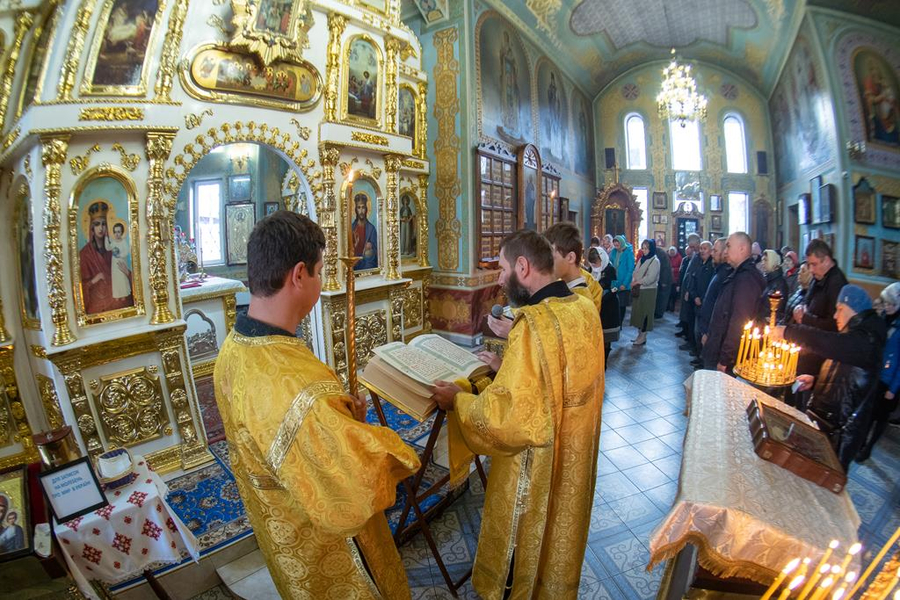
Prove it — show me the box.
[78,106,145,121]
[402,158,424,169]
[146,131,175,325]
[154,0,188,100]
[37,374,65,430]
[184,109,213,130]
[206,14,230,35]
[68,165,146,326]
[350,131,388,146]
[56,0,98,100]
[41,134,75,346]
[111,142,140,171]
[81,0,168,97]
[416,80,428,158]
[3,128,21,151]
[0,11,34,129]
[23,155,32,180]
[657,48,708,127]
[69,144,101,175]
[364,158,383,180]
[384,36,401,133]
[182,44,323,112]
[355,310,388,369]
[94,366,167,447]
[417,173,430,267]
[319,143,342,291]
[402,287,422,329]
[289,118,312,140]
[228,0,312,66]
[385,154,402,279]
[324,12,348,122]
[16,0,62,119]
[433,26,461,270]
[0,344,41,469]
[389,286,405,342]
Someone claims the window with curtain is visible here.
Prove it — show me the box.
[634,187,649,243]
[625,114,647,170]
[194,180,224,265]
[728,192,749,234]
[723,114,748,174]
[670,119,702,171]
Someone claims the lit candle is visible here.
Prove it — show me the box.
[849,526,900,598]
[836,543,861,579]
[738,322,752,367]
[762,558,802,600]
[778,575,807,600]
[832,586,846,600]
[810,577,835,600]
[798,562,834,600]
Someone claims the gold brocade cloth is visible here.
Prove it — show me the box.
[448,294,605,600]
[214,332,420,599]
[648,370,861,584]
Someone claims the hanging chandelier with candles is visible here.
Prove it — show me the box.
[657,49,708,128]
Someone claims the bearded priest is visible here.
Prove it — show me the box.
[214,211,420,599]
[432,229,605,600]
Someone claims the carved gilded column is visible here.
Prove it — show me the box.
[385,154,402,280]
[326,298,349,389]
[433,27,462,271]
[417,173,431,268]
[389,286,405,342]
[384,36,401,133]
[56,0,97,100]
[416,81,428,159]
[324,13,348,122]
[41,135,75,346]
[146,132,176,325]
[154,0,189,100]
[0,344,40,469]
[422,274,433,333]
[55,355,104,456]
[0,11,33,129]
[319,143,342,291]
[0,297,10,344]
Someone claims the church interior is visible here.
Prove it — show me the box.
[0,0,898,598]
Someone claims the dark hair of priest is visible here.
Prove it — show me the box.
[500,229,555,275]
[247,210,326,297]
[804,238,833,260]
[544,221,584,264]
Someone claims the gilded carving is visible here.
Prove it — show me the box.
[3,127,21,151]
[23,155,32,181]
[403,287,422,329]
[324,13,348,122]
[41,135,74,346]
[224,295,237,331]
[206,14,230,35]
[416,81,428,159]
[69,143,100,176]
[402,158,425,170]
[185,109,213,130]
[0,11,34,129]
[384,36,401,133]
[365,158,383,181]
[0,345,40,465]
[54,356,99,456]
[433,27,462,270]
[144,443,182,474]
[350,131,389,146]
[355,310,387,369]
[93,367,166,447]
[319,143,342,291]
[0,298,9,344]
[30,345,47,359]
[36,375,64,429]
[112,143,140,171]
[228,0,312,66]
[78,106,145,121]
[385,154,402,279]
[389,287,404,342]
[154,0,189,100]
[422,274,432,332]
[146,132,177,325]
[325,298,349,389]
[289,118,312,140]
[417,173,430,267]
[56,0,97,99]
[338,157,358,179]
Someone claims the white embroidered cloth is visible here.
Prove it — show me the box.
[54,456,199,598]
[648,370,860,583]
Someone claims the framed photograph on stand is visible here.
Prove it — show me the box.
[798,193,810,225]
[652,191,667,210]
[0,467,32,560]
[709,194,723,212]
[883,241,899,278]
[854,235,875,269]
[37,457,107,524]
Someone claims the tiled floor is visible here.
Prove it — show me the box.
[401,311,900,599]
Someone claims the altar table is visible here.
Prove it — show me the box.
[54,456,199,599]
[648,370,860,586]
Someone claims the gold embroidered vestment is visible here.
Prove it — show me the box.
[448,294,605,599]
[214,332,420,599]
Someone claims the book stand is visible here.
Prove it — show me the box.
[361,382,488,598]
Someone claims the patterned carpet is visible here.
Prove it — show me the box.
[195,375,225,443]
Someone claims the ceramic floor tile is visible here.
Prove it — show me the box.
[658,431,687,453]
[605,446,651,471]
[604,410,637,429]
[619,462,671,492]
[644,480,679,512]
[614,423,657,444]
[597,452,619,476]
[640,417,682,437]
[606,492,666,529]
[597,471,643,503]
[589,500,630,541]
[613,562,667,600]
[600,429,630,451]
[590,530,651,578]
[632,438,676,462]
[652,454,684,481]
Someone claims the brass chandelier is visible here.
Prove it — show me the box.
[657,49,708,127]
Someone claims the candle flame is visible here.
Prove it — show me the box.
[348,170,356,183]
[790,575,806,589]
[784,558,802,574]
[745,322,753,329]
[829,540,840,550]
[844,572,857,583]
[894,590,900,600]
[832,588,846,600]
[831,565,841,575]
[819,576,834,588]
[820,563,832,574]
[849,543,862,555]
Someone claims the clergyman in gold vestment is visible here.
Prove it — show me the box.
[214,212,420,599]
[433,230,605,600]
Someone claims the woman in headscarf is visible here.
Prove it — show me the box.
[609,235,635,328]
[588,247,619,365]
[783,250,800,295]
[667,246,682,312]
[758,249,789,322]
[629,239,660,346]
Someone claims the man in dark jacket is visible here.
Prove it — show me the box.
[776,285,887,470]
[696,237,729,367]
[676,246,693,334]
[702,232,765,372]
[678,234,702,342]
[654,244,673,319]
[687,241,715,356]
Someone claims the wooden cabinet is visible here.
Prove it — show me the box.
[475,142,517,265]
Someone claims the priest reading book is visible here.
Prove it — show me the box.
[362,334,492,420]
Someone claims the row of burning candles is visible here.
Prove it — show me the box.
[736,321,801,384]
[761,536,900,600]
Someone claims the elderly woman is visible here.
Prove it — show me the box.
[759,249,789,322]
[630,239,660,346]
[610,235,635,328]
[588,247,619,365]
[783,250,800,295]
[667,246,682,312]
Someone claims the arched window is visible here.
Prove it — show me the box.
[625,114,647,170]
[728,192,749,233]
[723,114,747,174]
[669,118,702,171]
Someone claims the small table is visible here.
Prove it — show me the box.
[54,457,199,600]
[361,381,487,598]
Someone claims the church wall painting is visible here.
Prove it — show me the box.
[399,190,418,262]
[350,177,380,272]
[536,60,568,167]
[854,49,900,148]
[477,13,533,146]
[769,24,836,186]
[344,36,381,126]
[69,168,144,325]
[81,0,164,95]
[13,181,40,328]
[571,91,594,177]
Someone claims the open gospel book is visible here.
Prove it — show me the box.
[361,334,491,421]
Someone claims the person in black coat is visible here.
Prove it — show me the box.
[696,237,729,363]
[654,245,672,319]
[701,233,765,372]
[588,247,619,366]
[688,241,715,354]
[678,234,703,342]
[676,244,696,335]
[775,285,887,470]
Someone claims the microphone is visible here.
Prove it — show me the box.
[491,304,512,320]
